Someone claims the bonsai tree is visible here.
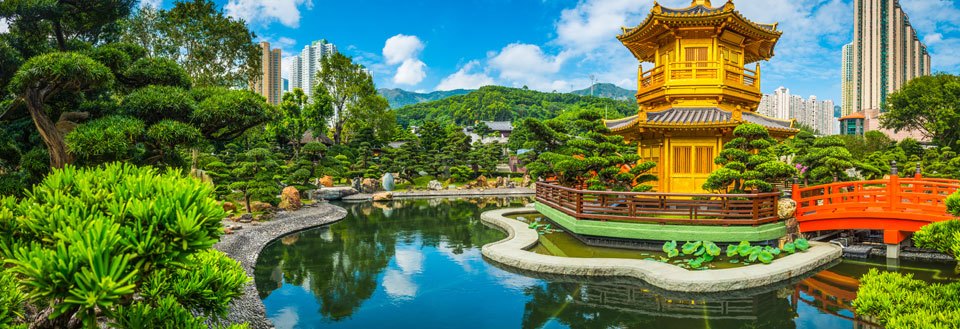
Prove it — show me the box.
[794,135,878,184]
[702,123,796,193]
[0,163,248,329]
[230,147,280,212]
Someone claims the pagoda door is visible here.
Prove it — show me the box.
[667,141,715,193]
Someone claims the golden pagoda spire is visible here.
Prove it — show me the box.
[691,0,712,6]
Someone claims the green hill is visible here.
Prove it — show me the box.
[570,83,636,101]
[378,88,473,108]
[394,85,635,127]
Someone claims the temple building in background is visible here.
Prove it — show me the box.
[849,0,931,140]
[289,39,338,100]
[251,42,282,105]
[604,0,796,193]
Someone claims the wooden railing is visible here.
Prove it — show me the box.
[536,182,781,226]
[638,61,760,93]
[793,176,960,223]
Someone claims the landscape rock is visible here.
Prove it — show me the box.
[223,201,237,213]
[250,201,273,212]
[361,178,379,193]
[521,174,532,188]
[372,192,393,202]
[278,186,302,211]
[487,179,499,189]
[319,175,334,187]
[427,180,444,191]
[476,175,487,189]
[239,214,253,223]
[778,199,797,219]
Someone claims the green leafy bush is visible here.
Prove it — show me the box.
[66,115,146,164]
[854,269,960,329]
[123,57,192,90]
[0,163,248,328]
[0,269,26,327]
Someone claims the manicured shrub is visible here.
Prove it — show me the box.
[120,85,196,124]
[66,115,146,164]
[854,269,960,329]
[123,57,192,90]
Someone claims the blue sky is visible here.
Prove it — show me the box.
[132,0,960,103]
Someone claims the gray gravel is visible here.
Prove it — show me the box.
[213,203,348,329]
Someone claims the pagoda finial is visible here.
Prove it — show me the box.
[691,0,712,7]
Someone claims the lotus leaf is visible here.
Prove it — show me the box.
[795,238,810,251]
[737,242,752,257]
[662,240,677,253]
[758,250,774,264]
[704,242,721,256]
[726,244,739,257]
[783,242,796,254]
[667,248,679,258]
[689,257,704,269]
[681,241,702,255]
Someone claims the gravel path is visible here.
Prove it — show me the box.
[214,203,348,329]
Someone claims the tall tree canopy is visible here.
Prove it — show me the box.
[121,0,260,87]
[881,73,960,147]
[313,53,394,145]
[0,0,136,52]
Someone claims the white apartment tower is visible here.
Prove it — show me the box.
[289,39,338,99]
[841,43,856,116]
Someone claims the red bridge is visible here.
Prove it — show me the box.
[792,167,960,253]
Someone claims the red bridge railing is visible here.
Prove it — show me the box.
[535,182,780,226]
[793,176,960,224]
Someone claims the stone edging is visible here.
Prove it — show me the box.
[342,188,534,201]
[480,207,843,292]
[214,203,348,329]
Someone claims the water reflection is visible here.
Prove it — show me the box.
[254,197,958,329]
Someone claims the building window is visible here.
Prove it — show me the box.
[673,146,692,174]
[694,146,714,174]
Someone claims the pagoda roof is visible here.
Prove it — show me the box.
[605,107,797,133]
[839,112,865,120]
[618,0,782,63]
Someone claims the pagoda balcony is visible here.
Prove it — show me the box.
[637,61,761,102]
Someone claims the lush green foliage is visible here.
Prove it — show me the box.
[661,239,808,269]
[395,85,634,127]
[314,53,395,145]
[703,123,796,193]
[881,73,960,147]
[518,111,656,191]
[854,269,960,329]
[0,164,247,328]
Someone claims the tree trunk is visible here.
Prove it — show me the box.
[244,193,252,213]
[26,98,71,168]
[30,306,80,329]
[53,20,67,51]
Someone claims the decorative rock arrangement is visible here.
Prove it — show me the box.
[427,180,444,191]
[278,186,302,211]
[223,201,237,213]
[381,173,395,191]
[250,201,273,212]
[372,192,393,202]
[361,178,379,193]
[318,175,334,187]
[777,199,797,219]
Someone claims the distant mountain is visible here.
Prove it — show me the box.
[570,83,636,101]
[378,88,473,108]
[394,85,635,127]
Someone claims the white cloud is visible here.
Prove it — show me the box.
[382,34,428,86]
[0,18,8,34]
[436,61,496,91]
[139,0,162,9]
[488,43,572,90]
[393,59,427,85]
[225,0,313,28]
[383,34,425,65]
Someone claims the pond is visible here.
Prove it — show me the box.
[254,197,959,329]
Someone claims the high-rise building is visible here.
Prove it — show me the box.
[251,42,282,105]
[282,78,289,93]
[289,39,338,99]
[852,0,931,113]
[757,87,836,135]
[841,43,856,116]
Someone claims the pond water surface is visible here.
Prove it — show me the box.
[255,197,959,329]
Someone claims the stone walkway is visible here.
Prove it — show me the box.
[214,203,348,329]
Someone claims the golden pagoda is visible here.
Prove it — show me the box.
[606,0,797,193]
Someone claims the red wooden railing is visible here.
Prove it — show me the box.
[535,182,780,226]
[792,176,960,224]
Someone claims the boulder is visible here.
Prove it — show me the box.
[486,179,498,189]
[475,175,487,189]
[319,175,335,187]
[222,201,237,213]
[239,213,253,223]
[778,199,797,219]
[279,186,302,211]
[250,201,273,212]
[372,192,393,202]
[521,174,532,188]
[361,178,379,193]
[427,180,444,191]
